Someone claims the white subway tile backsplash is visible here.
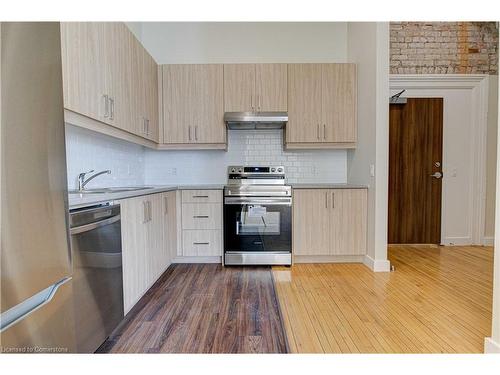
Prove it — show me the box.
[65,127,347,188]
[145,130,347,185]
[65,124,145,189]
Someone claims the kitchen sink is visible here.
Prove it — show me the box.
[69,186,155,194]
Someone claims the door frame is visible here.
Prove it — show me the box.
[389,74,489,245]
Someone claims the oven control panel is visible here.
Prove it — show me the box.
[228,166,285,175]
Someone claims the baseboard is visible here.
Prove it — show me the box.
[442,237,473,246]
[484,337,500,353]
[293,255,365,264]
[483,236,494,246]
[172,256,222,264]
[363,255,391,272]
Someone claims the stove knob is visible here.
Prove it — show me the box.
[277,167,283,173]
[238,168,243,173]
[271,168,276,172]
[231,168,236,173]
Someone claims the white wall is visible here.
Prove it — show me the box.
[485,74,500,354]
[65,124,145,189]
[485,75,498,243]
[130,22,348,64]
[145,130,346,185]
[347,22,390,271]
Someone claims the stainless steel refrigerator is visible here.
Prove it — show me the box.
[0,22,76,353]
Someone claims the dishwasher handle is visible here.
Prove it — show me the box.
[70,215,120,235]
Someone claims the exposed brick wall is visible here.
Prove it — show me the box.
[390,22,498,74]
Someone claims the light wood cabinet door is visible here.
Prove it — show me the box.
[322,64,357,143]
[292,189,331,256]
[329,189,367,255]
[162,64,193,143]
[148,194,166,282]
[120,195,151,314]
[223,64,255,112]
[286,64,322,143]
[162,191,178,263]
[109,23,136,134]
[255,64,287,112]
[192,65,225,144]
[142,50,159,142]
[181,189,222,203]
[182,230,222,256]
[61,22,107,122]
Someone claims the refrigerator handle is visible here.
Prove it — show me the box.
[0,277,71,332]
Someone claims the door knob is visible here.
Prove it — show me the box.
[430,172,443,179]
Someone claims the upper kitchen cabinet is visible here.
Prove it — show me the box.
[132,42,159,142]
[223,64,287,112]
[61,22,108,124]
[161,64,225,149]
[286,63,357,149]
[286,64,322,143]
[61,22,159,145]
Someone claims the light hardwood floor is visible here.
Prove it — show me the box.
[273,245,494,353]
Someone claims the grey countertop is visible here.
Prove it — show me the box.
[69,183,367,209]
[291,183,368,189]
[68,184,224,209]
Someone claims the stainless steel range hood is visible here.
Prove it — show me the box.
[224,112,288,130]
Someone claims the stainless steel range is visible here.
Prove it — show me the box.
[223,166,292,266]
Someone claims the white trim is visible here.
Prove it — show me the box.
[484,236,495,246]
[484,337,500,353]
[390,74,489,246]
[363,254,391,272]
[442,236,474,246]
[293,255,365,264]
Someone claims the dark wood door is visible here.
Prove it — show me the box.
[388,98,443,244]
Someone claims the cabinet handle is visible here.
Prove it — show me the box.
[317,124,320,140]
[258,95,261,111]
[325,192,328,209]
[192,195,209,198]
[164,196,168,215]
[149,201,152,221]
[195,126,198,141]
[193,242,209,245]
[103,94,109,118]
[109,97,114,120]
[236,220,240,235]
[331,192,335,209]
[188,125,192,141]
[193,215,209,219]
[323,124,326,140]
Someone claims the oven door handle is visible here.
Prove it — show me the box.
[224,197,292,205]
[236,220,240,235]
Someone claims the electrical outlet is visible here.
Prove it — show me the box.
[171,167,177,176]
[370,164,375,177]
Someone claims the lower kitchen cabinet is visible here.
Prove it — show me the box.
[120,191,176,314]
[180,189,223,259]
[293,188,367,259]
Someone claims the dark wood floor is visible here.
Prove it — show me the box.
[98,264,288,353]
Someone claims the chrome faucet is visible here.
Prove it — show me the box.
[77,170,111,191]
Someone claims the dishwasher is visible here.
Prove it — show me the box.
[69,202,123,353]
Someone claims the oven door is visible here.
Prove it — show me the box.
[224,196,291,253]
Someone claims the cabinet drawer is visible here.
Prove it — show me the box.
[182,230,222,256]
[181,189,222,203]
[182,203,222,230]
